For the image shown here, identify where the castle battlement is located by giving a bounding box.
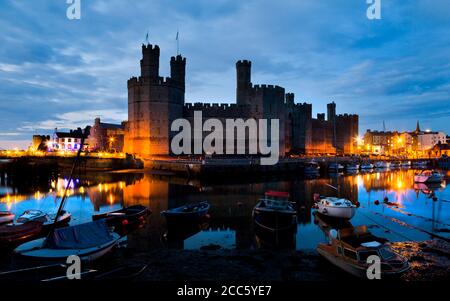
[171,55,186,63]
[236,60,251,66]
[142,44,160,52]
[252,84,284,92]
[127,75,183,89]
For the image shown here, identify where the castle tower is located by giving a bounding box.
[236,60,252,105]
[125,44,185,157]
[140,44,160,78]
[170,55,186,90]
[327,101,336,123]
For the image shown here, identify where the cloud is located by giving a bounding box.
[0,0,449,149]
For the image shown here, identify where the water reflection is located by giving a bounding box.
[0,169,448,253]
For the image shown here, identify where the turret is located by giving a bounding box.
[327,101,336,123]
[236,60,252,105]
[286,93,295,105]
[140,44,160,78]
[170,55,186,88]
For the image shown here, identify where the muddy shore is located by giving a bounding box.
[93,239,449,281]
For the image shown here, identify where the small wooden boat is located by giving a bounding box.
[161,202,210,222]
[252,191,296,232]
[0,221,43,245]
[414,170,444,183]
[317,225,410,278]
[14,219,120,262]
[92,205,150,229]
[16,210,71,232]
[314,196,356,219]
[0,211,15,225]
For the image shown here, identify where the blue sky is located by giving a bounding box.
[0,0,449,149]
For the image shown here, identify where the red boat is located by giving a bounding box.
[0,221,43,246]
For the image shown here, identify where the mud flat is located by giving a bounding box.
[99,239,449,281]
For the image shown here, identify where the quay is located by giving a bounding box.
[0,154,143,172]
[145,156,446,177]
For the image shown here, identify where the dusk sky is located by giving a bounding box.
[0,0,449,149]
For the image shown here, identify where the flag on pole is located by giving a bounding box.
[176,29,179,55]
[145,31,149,44]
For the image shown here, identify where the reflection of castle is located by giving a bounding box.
[124,44,358,157]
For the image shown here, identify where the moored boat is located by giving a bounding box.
[374,161,390,169]
[328,162,344,172]
[304,161,320,175]
[360,162,374,170]
[252,191,296,232]
[314,196,356,219]
[92,205,150,230]
[0,221,43,246]
[317,225,410,278]
[414,170,444,183]
[0,211,14,225]
[14,219,120,262]
[401,161,411,168]
[412,160,428,168]
[345,163,360,172]
[161,202,210,223]
[16,210,71,232]
[390,161,401,168]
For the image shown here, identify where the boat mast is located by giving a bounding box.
[47,129,86,234]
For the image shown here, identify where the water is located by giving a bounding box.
[0,168,449,254]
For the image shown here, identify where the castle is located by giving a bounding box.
[124,44,358,157]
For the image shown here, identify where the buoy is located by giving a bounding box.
[383,196,389,203]
[374,200,380,205]
[432,196,438,202]
[122,219,129,226]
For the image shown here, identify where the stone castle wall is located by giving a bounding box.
[124,44,358,157]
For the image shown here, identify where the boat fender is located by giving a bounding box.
[313,193,320,202]
[432,196,438,202]
[383,196,389,203]
[355,201,360,208]
[374,200,380,205]
[122,219,129,226]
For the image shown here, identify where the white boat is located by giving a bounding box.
[0,211,15,225]
[346,163,360,171]
[360,163,374,170]
[414,170,444,183]
[16,210,71,232]
[374,161,390,169]
[401,161,411,168]
[14,219,120,262]
[315,197,356,219]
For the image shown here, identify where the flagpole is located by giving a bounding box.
[176,29,179,55]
